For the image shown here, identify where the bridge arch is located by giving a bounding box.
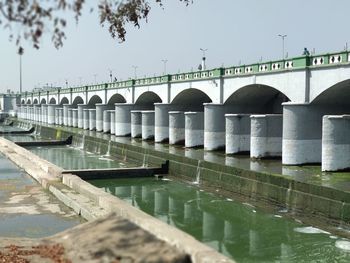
[21,99,25,104]
[40,98,47,104]
[311,79,350,106]
[107,93,126,105]
[135,91,162,106]
[88,95,102,106]
[72,96,84,105]
[60,97,69,105]
[33,98,38,104]
[224,84,289,113]
[26,99,32,104]
[171,88,212,109]
[49,98,57,104]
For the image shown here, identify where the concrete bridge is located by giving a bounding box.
[14,50,350,172]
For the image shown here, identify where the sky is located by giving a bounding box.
[0,0,350,93]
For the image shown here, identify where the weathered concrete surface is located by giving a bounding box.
[0,213,191,263]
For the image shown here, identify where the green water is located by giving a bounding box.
[90,177,350,262]
[28,145,139,170]
[0,153,82,238]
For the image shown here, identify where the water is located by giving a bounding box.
[28,145,139,170]
[89,177,350,262]
[0,152,82,238]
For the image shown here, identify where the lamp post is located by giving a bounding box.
[278,34,287,59]
[19,53,22,93]
[161,59,168,75]
[200,48,208,70]
[108,69,113,82]
[132,65,138,79]
[93,74,97,84]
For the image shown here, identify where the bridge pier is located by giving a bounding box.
[34,105,41,122]
[155,103,182,143]
[185,112,204,148]
[63,104,74,126]
[204,104,226,151]
[115,103,134,136]
[77,104,89,129]
[56,108,63,125]
[250,114,282,159]
[141,111,155,140]
[110,110,115,135]
[47,105,57,124]
[42,104,48,123]
[83,109,90,130]
[169,111,185,145]
[68,109,74,127]
[282,103,325,165]
[72,109,78,127]
[225,114,251,155]
[96,104,112,132]
[89,109,96,131]
[103,110,111,133]
[322,115,350,171]
[131,111,142,138]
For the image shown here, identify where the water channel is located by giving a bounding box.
[0,151,82,238]
[2,123,350,261]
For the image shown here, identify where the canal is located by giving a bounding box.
[2,122,350,261]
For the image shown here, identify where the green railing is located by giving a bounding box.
[22,50,350,98]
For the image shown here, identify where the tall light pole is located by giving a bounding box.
[93,74,97,84]
[200,48,208,70]
[19,53,23,93]
[278,34,287,59]
[132,65,138,79]
[161,59,168,75]
[108,69,113,82]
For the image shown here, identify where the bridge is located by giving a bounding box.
[13,50,350,172]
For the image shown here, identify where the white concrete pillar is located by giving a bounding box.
[96,103,111,132]
[77,104,89,129]
[83,109,90,130]
[34,105,41,122]
[131,111,142,138]
[169,111,185,145]
[141,110,155,140]
[250,114,282,159]
[103,110,111,133]
[29,107,34,121]
[55,108,60,125]
[89,109,96,131]
[204,103,225,151]
[47,105,57,125]
[154,103,182,143]
[225,114,251,154]
[185,112,204,148]
[67,109,73,127]
[57,108,63,125]
[63,104,74,126]
[115,103,134,136]
[72,109,78,128]
[282,103,327,165]
[41,104,48,123]
[110,110,115,135]
[322,115,350,171]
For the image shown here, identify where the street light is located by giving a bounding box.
[108,69,113,82]
[132,65,138,79]
[161,59,168,75]
[19,53,23,93]
[200,48,208,70]
[278,34,287,59]
[93,74,98,84]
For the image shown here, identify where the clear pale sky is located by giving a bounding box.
[0,0,349,93]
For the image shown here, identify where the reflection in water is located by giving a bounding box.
[90,178,350,262]
[28,145,138,170]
